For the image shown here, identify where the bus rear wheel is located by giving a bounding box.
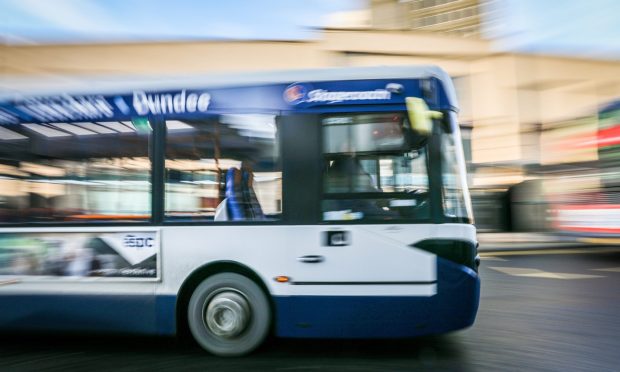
[187,272,270,356]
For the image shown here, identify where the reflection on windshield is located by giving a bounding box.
[441,112,473,222]
[321,113,430,222]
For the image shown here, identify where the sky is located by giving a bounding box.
[485,0,620,60]
[1,0,620,60]
[0,0,362,43]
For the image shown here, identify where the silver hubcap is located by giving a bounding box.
[205,291,250,338]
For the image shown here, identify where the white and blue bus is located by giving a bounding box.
[0,66,479,356]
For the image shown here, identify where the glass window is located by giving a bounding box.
[441,112,473,221]
[164,114,281,222]
[322,113,430,223]
[0,121,151,223]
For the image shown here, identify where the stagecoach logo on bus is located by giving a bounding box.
[283,83,392,105]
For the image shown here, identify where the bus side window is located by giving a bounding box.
[0,121,152,223]
[164,115,281,222]
[241,167,265,220]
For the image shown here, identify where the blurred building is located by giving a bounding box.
[371,0,485,37]
[2,0,620,232]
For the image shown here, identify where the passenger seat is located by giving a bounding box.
[214,168,244,221]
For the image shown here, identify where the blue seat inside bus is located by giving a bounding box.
[215,167,265,221]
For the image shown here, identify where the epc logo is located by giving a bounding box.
[123,235,154,249]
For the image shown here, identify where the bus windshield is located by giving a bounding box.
[321,111,473,223]
[441,111,473,223]
[322,113,431,222]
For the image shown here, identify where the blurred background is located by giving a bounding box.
[1,2,620,370]
[1,0,620,239]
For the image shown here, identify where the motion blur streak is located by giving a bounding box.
[1,0,620,369]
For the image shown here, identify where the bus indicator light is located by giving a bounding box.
[275,276,290,283]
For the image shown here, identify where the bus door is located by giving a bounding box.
[291,224,436,292]
[280,110,437,293]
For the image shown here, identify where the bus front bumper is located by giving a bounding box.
[273,258,480,338]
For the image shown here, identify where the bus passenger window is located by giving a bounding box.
[164,115,281,222]
[0,121,151,223]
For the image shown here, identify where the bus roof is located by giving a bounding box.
[0,65,458,109]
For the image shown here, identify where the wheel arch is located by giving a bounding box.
[175,260,274,338]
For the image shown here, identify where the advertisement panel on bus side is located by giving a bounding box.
[0,231,158,279]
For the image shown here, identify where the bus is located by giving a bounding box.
[0,66,479,356]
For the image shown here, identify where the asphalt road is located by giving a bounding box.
[1,247,619,371]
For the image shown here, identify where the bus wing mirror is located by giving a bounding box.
[406,97,443,138]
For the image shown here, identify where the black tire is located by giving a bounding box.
[187,272,270,356]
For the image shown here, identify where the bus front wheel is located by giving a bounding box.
[187,272,270,356]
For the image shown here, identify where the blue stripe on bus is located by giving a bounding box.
[156,295,177,335]
[0,77,455,124]
[0,293,177,336]
[273,257,480,338]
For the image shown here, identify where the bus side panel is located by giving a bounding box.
[157,226,290,299]
[159,224,479,339]
[0,228,165,335]
[273,257,479,338]
[0,294,161,335]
